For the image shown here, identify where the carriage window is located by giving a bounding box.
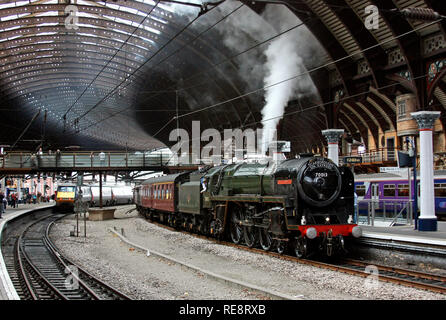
[398,184,409,197]
[383,184,395,197]
[355,185,366,197]
[435,183,446,197]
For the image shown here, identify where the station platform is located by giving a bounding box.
[360,221,446,248]
[0,202,55,300]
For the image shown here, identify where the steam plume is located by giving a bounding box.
[260,5,319,154]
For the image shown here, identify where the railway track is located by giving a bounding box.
[144,217,446,295]
[3,212,131,300]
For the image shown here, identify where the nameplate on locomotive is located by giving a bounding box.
[307,159,335,170]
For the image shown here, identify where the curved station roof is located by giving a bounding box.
[0,0,445,153]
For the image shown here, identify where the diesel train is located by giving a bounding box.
[134,154,362,258]
[55,183,133,211]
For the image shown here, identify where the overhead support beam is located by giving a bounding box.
[425,0,446,36]
[340,110,367,146]
[371,0,425,110]
[366,96,395,131]
[323,0,387,88]
[357,100,387,132]
[342,102,377,147]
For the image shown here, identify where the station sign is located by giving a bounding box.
[343,156,362,164]
[379,167,406,173]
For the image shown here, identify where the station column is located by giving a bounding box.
[322,129,344,165]
[411,111,441,231]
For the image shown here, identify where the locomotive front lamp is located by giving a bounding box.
[352,226,362,238]
[306,227,317,239]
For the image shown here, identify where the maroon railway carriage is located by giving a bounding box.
[135,173,189,220]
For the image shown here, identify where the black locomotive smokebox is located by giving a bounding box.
[297,157,342,207]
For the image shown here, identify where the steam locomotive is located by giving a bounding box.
[134,154,362,257]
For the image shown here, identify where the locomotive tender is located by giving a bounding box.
[134,154,362,257]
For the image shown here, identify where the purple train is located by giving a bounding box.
[354,170,446,220]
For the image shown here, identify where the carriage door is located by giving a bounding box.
[417,183,420,211]
[371,183,380,209]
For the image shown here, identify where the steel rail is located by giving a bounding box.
[143,216,446,295]
[44,218,132,300]
[10,213,131,300]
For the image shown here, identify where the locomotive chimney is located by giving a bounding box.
[268,141,290,163]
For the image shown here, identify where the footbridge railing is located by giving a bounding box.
[0,151,195,172]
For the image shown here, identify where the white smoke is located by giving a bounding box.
[166,1,322,155]
[213,2,276,92]
[168,0,201,17]
[260,4,319,154]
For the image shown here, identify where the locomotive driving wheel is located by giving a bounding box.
[294,237,307,258]
[244,225,258,248]
[258,228,273,251]
[229,207,243,244]
[276,240,286,254]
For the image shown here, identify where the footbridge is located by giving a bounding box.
[0,151,197,174]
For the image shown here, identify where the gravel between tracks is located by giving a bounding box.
[49,206,446,300]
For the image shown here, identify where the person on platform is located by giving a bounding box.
[11,193,16,208]
[55,149,61,166]
[0,192,4,218]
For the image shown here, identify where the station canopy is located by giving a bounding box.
[0,0,444,153]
